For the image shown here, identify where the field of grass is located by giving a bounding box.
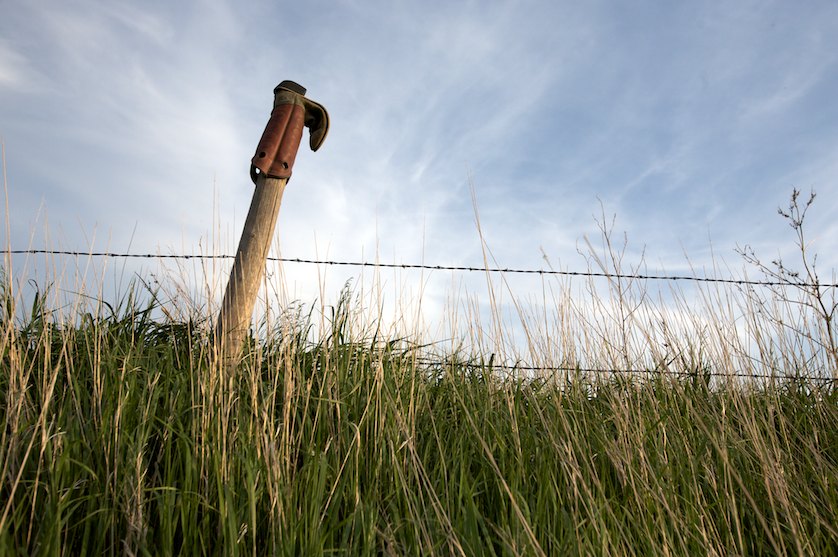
[2,192,838,555]
[1,263,837,556]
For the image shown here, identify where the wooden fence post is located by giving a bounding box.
[216,173,287,366]
[215,81,329,368]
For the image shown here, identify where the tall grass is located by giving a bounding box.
[1,258,837,556]
[2,190,838,555]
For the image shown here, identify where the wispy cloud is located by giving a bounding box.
[0,40,37,91]
[3,0,838,330]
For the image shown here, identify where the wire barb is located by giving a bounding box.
[5,248,837,382]
[5,248,838,288]
[413,357,836,383]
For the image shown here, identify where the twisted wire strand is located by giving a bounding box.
[6,249,836,288]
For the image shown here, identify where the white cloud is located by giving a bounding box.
[3,0,838,350]
[0,43,23,88]
[0,40,41,91]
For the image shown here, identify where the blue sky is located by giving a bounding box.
[3,0,838,333]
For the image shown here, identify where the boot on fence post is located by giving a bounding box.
[216,80,329,371]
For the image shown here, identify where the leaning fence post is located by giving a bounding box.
[216,80,329,369]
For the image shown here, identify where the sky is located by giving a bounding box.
[2,0,838,347]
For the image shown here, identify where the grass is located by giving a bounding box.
[2,183,837,555]
[1,264,837,556]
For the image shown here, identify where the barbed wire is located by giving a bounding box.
[410,356,835,383]
[4,248,836,383]
[5,249,838,288]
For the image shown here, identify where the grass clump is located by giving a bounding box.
[1,275,837,556]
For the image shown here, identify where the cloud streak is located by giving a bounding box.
[3,0,838,340]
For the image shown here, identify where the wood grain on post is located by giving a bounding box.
[216,173,287,367]
[215,80,328,371]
